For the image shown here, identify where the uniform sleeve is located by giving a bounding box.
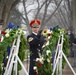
[27,35,40,46]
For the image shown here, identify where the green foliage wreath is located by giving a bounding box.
[0,28,28,74]
[33,26,69,75]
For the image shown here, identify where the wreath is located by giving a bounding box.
[0,25,28,74]
[33,26,69,75]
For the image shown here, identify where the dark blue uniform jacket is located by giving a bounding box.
[27,33,45,75]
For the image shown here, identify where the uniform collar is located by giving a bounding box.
[32,32,37,35]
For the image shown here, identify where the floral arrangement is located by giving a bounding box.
[0,23,28,74]
[33,26,69,75]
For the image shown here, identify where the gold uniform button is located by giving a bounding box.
[38,44,40,46]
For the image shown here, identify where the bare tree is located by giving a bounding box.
[73,0,76,36]
[0,0,21,27]
[0,0,73,33]
[53,0,69,29]
[18,0,63,33]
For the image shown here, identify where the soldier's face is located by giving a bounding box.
[31,27,39,34]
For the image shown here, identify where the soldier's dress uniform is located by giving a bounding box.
[27,20,45,75]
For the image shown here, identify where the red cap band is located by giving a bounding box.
[30,20,40,27]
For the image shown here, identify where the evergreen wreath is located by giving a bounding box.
[0,28,28,74]
[33,26,69,75]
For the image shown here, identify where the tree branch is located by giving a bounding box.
[44,0,63,24]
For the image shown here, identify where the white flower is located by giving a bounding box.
[48,36,51,39]
[39,57,44,64]
[18,28,23,34]
[6,56,8,59]
[36,57,44,64]
[47,58,50,62]
[5,29,11,33]
[5,33,10,37]
[23,31,26,35]
[60,31,62,34]
[36,58,40,62]
[33,66,37,70]
[21,25,26,29]
[46,50,51,56]
[47,29,52,33]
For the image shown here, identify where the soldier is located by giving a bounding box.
[27,20,45,75]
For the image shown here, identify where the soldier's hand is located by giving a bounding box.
[45,38,49,42]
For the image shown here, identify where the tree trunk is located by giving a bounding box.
[0,0,20,27]
[73,0,76,36]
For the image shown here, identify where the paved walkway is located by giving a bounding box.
[19,60,29,75]
[62,57,76,75]
[19,57,76,75]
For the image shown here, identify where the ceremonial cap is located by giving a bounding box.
[30,20,40,28]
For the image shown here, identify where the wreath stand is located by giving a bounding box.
[52,34,76,75]
[4,35,29,75]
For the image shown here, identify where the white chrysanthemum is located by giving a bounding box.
[5,33,10,37]
[23,31,26,35]
[21,25,26,30]
[60,31,62,34]
[58,29,60,31]
[36,58,40,62]
[46,50,51,56]
[18,29,23,34]
[47,29,52,34]
[47,58,50,62]
[5,29,11,33]
[33,66,37,70]
[46,29,50,33]
[6,56,8,59]
[48,36,51,39]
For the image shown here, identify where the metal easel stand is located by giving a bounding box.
[4,35,29,75]
[52,34,76,75]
